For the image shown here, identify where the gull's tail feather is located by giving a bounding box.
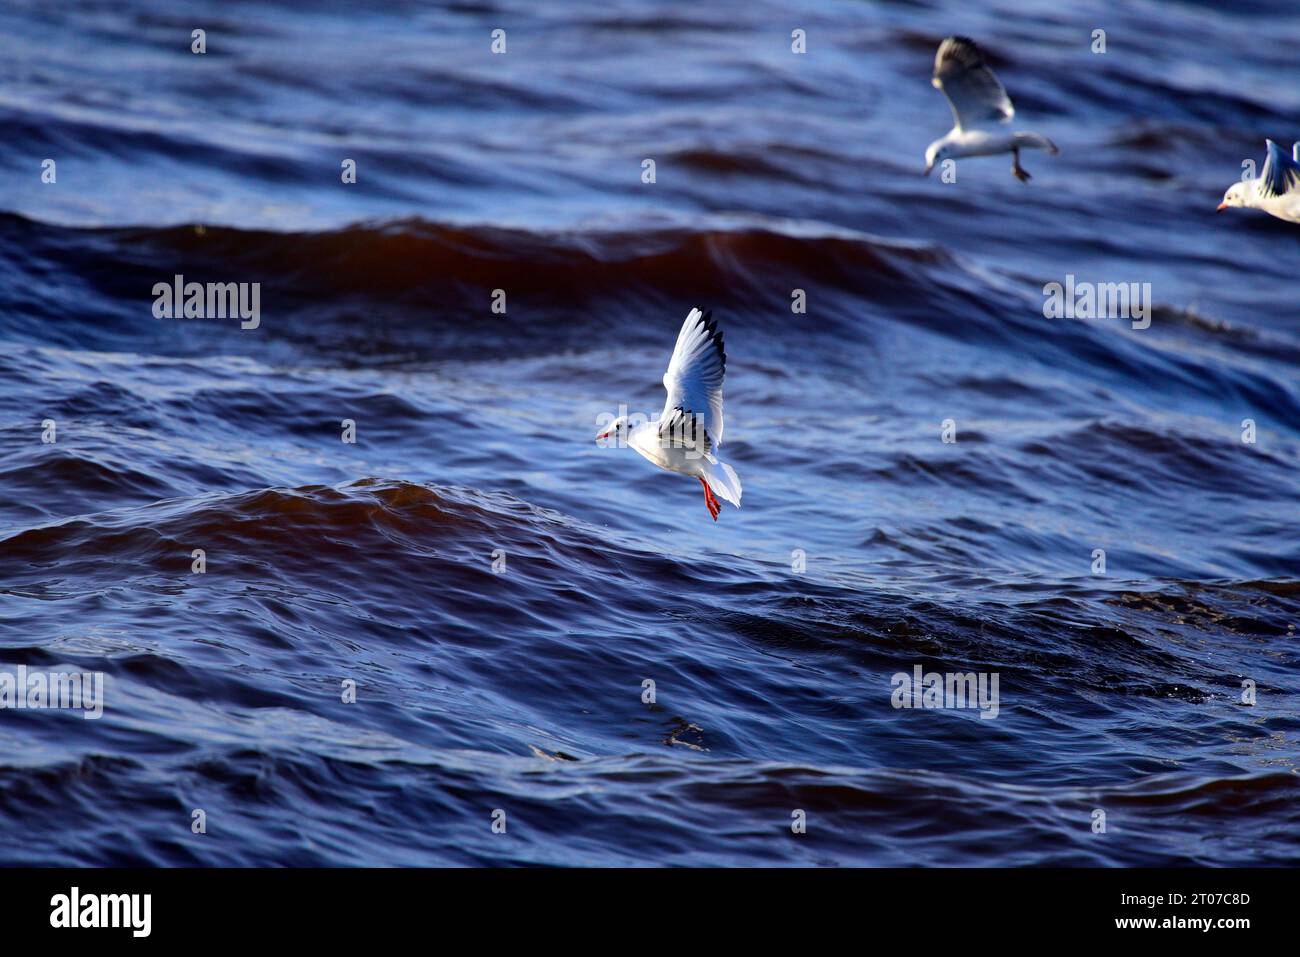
[705,459,742,508]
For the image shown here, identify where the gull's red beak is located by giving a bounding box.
[1216,202,1227,211]
[596,431,610,440]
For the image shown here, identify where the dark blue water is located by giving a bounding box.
[1,0,1298,866]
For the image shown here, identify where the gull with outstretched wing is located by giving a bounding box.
[924,36,1059,183]
[597,308,742,521]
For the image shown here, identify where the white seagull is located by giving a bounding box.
[924,36,1059,182]
[1218,139,1300,224]
[597,307,742,521]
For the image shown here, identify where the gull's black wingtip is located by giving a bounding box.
[938,35,988,67]
[693,307,725,372]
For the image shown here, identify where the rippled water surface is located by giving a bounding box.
[1,0,1298,866]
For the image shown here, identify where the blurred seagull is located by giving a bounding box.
[924,36,1059,182]
[1217,139,1300,224]
[596,308,742,521]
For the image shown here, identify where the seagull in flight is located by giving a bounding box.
[597,308,742,521]
[924,36,1059,182]
[1218,139,1300,224]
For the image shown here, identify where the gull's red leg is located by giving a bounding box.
[699,477,719,521]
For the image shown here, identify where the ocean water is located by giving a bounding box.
[0,0,1297,866]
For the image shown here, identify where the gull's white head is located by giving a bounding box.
[1217,181,1250,211]
[596,414,631,444]
[923,140,949,176]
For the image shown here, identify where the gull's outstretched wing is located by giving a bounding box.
[660,307,726,453]
[1259,139,1300,198]
[932,36,1014,130]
